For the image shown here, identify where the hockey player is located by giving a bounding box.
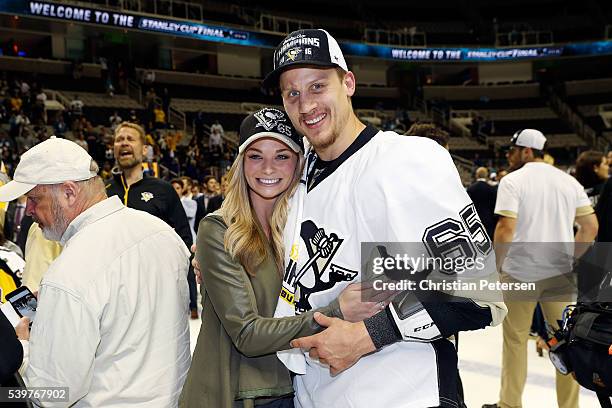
[264,29,508,408]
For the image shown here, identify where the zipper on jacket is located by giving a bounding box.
[120,174,130,206]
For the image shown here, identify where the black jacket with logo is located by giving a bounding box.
[106,173,193,248]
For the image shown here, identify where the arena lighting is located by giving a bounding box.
[1,0,612,62]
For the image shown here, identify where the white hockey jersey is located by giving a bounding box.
[275,126,505,408]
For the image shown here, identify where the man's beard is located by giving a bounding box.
[309,133,337,152]
[40,195,69,242]
[508,160,525,172]
[305,127,339,153]
[118,156,141,170]
[301,112,345,153]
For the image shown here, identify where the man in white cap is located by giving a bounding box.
[3,137,191,407]
[484,129,598,408]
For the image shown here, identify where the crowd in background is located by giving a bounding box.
[1,69,609,225]
[0,71,237,188]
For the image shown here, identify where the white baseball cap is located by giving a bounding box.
[0,136,96,202]
[510,129,547,150]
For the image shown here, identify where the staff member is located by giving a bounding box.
[106,122,196,316]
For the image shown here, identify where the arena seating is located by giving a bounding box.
[423,81,587,158]
[566,78,612,136]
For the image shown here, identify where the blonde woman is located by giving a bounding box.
[180,109,384,408]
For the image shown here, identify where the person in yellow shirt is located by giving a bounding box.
[22,223,62,292]
[153,105,166,129]
[145,133,156,147]
[10,96,22,113]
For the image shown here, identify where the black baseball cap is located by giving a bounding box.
[239,108,304,154]
[262,29,348,89]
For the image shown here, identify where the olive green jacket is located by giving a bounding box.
[179,214,342,408]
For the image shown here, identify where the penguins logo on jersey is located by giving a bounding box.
[141,192,154,202]
[281,220,357,313]
[254,108,287,132]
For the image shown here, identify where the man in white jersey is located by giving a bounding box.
[264,29,507,408]
[483,129,598,408]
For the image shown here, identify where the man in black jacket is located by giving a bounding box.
[106,122,197,318]
[194,176,223,233]
[466,167,498,240]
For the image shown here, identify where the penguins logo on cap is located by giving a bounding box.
[254,108,287,132]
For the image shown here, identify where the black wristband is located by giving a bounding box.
[363,308,401,350]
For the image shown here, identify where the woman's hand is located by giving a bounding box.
[338,283,398,322]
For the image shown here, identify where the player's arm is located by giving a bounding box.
[291,294,496,375]
[358,241,495,348]
[366,141,504,346]
[367,293,494,347]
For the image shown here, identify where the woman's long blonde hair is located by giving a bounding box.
[221,149,304,276]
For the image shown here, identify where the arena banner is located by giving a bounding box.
[342,42,565,61]
[0,0,279,46]
[1,0,612,62]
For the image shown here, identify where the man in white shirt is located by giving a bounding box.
[171,178,197,244]
[3,137,191,407]
[484,129,598,408]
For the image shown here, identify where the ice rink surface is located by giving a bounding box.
[189,302,602,407]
